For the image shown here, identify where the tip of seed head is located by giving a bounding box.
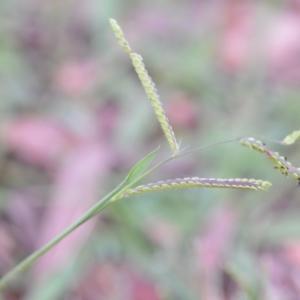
[261,181,272,189]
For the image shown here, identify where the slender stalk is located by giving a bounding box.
[91,156,174,214]
[0,183,125,290]
[178,137,241,157]
[0,155,173,290]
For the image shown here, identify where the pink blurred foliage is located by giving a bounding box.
[18,17,50,53]
[128,8,170,39]
[291,0,300,9]
[76,263,121,300]
[76,263,160,300]
[130,273,160,300]
[219,0,300,84]
[219,1,254,72]
[0,117,78,170]
[55,60,98,96]
[143,216,180,249]
[284,241,300,267]
[196,207,236,271]
[194,207,236,299]
[165,94,198,131]
[95,101,120,140]
[5,192,40,253]
[261,249,300,299]
[31,136,114,280]
[0,193,43,300]
[268,7,300,83]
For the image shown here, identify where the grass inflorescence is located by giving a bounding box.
[117,177,271,200]
[109,18,179,156]
[240,137,300,185]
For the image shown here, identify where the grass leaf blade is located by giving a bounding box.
[124,146,160,184]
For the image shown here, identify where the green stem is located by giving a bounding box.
[90,156,174,215]
[0,183,125,290]
[0,155,171,290]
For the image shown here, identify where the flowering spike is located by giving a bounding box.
[114,177,271,201]
[240,137,300,184]
[282,130,300,145]
[130,53,179,156]
[109,18,179,156]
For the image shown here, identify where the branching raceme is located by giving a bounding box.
[0,19,299,291]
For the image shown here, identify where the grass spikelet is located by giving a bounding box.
[281,130,300,145]
[116,177,271,200]
[109,19,131,53]
[109,18,179,156]
[240,137,300,184]
[239,137,265,153]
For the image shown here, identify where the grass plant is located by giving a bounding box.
[1,18,299,292]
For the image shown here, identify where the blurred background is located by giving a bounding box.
[1,0,300,299]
